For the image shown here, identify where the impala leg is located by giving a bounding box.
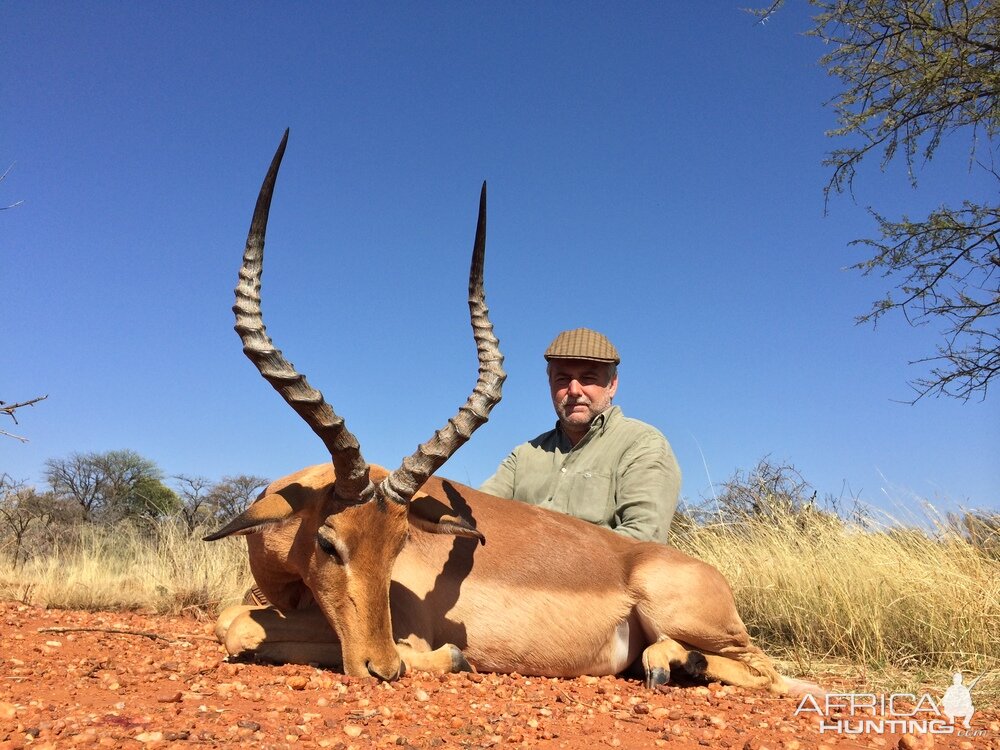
[640,636,782,692]
[395,638,471,676]
[632,551,789,693]
[224,606,343,668]
[694,645,779,691]
[641,636,705,689]
[215,603,266,644]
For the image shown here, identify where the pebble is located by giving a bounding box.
[343,725,363,738]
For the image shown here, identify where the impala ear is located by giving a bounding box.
[203,493,294,541]
[408,496,486,545]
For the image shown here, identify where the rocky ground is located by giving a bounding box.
[1,603,996,749]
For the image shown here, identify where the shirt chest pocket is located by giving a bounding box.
[566,470,613,525]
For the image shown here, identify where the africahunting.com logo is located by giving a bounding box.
[794,672,988,737]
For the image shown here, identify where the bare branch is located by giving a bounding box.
[1,395,47,441]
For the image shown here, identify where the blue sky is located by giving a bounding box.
[3,3,997,516]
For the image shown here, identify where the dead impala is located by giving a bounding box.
[208,132,814,695]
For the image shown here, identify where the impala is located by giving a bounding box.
[208,132,813,695]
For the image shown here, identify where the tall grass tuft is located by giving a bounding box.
[0,517,253,615]
[672,461,999,697]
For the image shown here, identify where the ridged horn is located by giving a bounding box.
[377,183,505,505]
[234,130,374,503]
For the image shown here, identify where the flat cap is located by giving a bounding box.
[544,328,620,364]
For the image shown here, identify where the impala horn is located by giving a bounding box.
[377,182,505,506]
[233,130,374,502]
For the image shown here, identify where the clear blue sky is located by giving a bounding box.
[4,3,997,517]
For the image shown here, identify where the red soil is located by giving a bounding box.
[1,603,996,750]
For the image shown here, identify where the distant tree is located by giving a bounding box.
[173,474,215,532]
[116,475,182,521]
[755,0,999,401]
[208,474,269,520]
[0,474,58,565]
[43,453,104,519]
[173,474,268,532]
[44,449,174,522]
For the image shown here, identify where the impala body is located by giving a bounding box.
[209,132,814,696]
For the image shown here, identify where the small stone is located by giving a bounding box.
[236,721,260,732]
[343,725,363,738]
[286,676,308,690]
[414,688,429,702]
[0,703,16,721]
[155,691,183,703]
[134,732,164,743]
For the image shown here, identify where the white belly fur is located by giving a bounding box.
[584,619,642,675]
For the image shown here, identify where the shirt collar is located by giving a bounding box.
[554,404,620,448]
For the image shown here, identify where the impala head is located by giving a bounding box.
[214,130,504,679]
[312,490,410,679]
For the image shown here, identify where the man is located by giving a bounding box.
[480,328,680,542]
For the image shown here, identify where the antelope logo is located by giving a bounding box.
[207,131,817,696]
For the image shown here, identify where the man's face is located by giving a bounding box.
[548,359,618,433]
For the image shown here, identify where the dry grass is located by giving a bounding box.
[673,504,1000,701]
[0,518,253,616]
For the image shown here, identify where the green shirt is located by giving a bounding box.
[480,406,680,542]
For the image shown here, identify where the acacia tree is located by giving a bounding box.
[173,474,268,532]
[44,449,178,522]
[0,474,61,565]
[173,474,215,532]
[208,475,269,520]
[758,0,999,400]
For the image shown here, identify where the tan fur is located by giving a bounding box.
[214,463,814,694]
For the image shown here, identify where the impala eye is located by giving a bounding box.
[316,533,342,561]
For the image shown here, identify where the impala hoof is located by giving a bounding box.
[449,645,472,673]
[645,667,670,690]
